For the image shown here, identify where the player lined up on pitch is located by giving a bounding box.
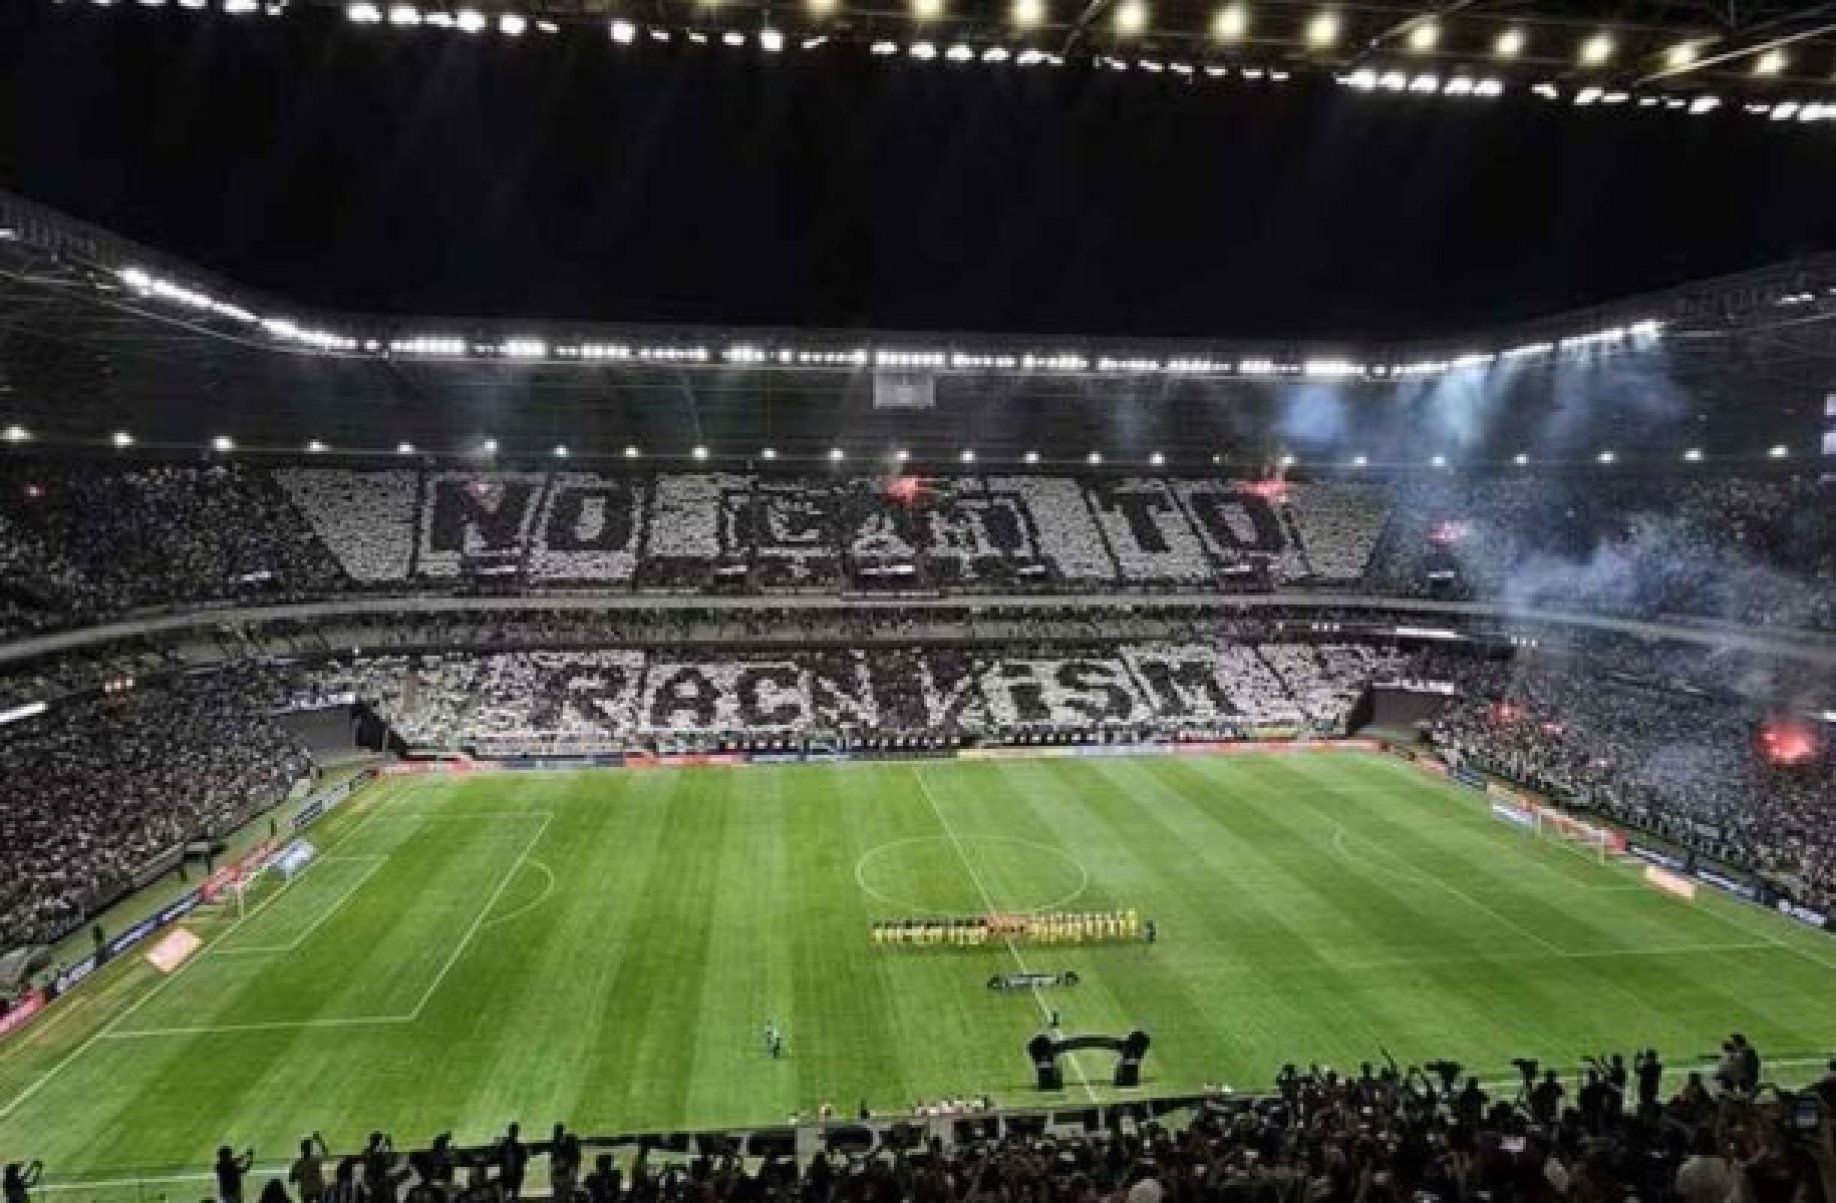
[872,910,1149,947]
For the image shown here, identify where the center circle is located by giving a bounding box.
[854,835,1090,916]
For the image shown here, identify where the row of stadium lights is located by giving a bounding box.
[110,267,1689,380]
[0,424,1798,466]
[67,0,1836,103]
[345,0,1833,86]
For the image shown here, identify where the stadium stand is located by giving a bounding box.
[76,1055,1836,1203]
[0,465,1831,630]
[0,669,309,948]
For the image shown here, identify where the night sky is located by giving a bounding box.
[4,4,1836,340]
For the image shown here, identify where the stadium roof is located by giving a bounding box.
[2,189,1834,465]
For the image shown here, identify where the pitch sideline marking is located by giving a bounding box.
[0,778,418,1117]
[912,770,1101,1104]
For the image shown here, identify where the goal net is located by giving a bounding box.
[1490,797,1622,863]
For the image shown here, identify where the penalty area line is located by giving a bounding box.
[0,780,410,1118]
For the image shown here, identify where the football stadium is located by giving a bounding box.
[2,2,1836,1201]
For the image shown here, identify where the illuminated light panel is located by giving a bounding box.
[1114,0,1146,34]
[1754,48,1787,75]
[1579,33,1614,66]
[912,0,943,19]
[1211,3,1245,40]
[1494,27,1524,58]
[1665,41,1698,70]
[1305,11,1338,48]
[1406,21,1437,52]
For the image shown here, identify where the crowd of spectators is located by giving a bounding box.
[0,669,310,949]
[72,1053,1836,1203]
[1431,657,1836,912]
[288,639,1398,754]
[5,464,1823,633]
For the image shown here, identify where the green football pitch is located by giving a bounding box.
[4,750,1834,1187]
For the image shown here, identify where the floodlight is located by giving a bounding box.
[1114,0,1146,35]
[1211,3,1245,40]
[895,448,911,462]
[1768,444,1789,458]
[1682,448,1703,462]
[759,27,784,50]
[1012,0,1044,27]
[624,445,640,459]
[482,438,499,453]
[498,13,526,35]
[761,447,778,460]
[1754,48,1786,75]
[553,445,570,459]
[1494,27,1524,57]
[1149,451,1165,466]
[1513,452,1529,465]
[723,30,746,46]
[1430,454,1447,467]
[912,0,942,19]
[306,440,328,454]
[1579,33,1613,66]
[946,43,974,60]
[829,447,846,461]
[609,18,636,41]
[1306,11,1338,48]
[1406,21,1437,52]
[386,3,419,24]
[1,425,29,444]
[1351,454,1368,467]
[1279,453,1296,467]
[909,40,937,57]
[346,1,381,20]
[807,0,836,14]
[112,432,134,449]
[693,445,710,460]
[961,449,976,463]
[1087,451,1103,465]
[455,8,486,32]
[1024,451,1040,464]
[1665,41,1698,70]
[1596,450,1615,464]
[397,441,416,455]
[212,435,235,453]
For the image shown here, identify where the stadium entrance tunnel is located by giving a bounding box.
[1029,1030,1152,1090]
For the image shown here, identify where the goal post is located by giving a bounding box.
[1489,795,1619,864]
